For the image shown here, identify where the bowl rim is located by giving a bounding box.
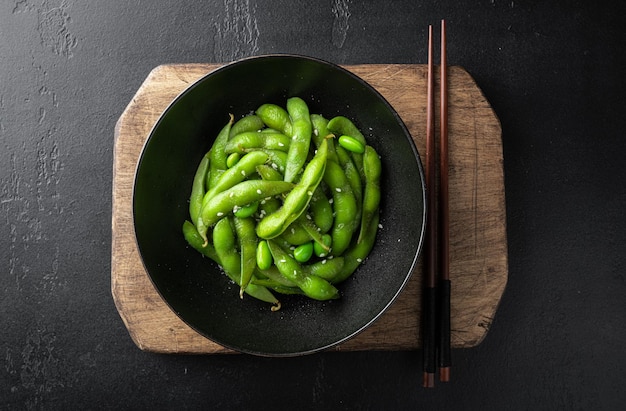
[131,53,427,356]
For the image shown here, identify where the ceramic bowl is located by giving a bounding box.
[133,54,425,356]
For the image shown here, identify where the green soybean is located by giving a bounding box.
[233,201,259,218]
[313,233,332,258]
[256,240,273,270]
[226,152,241,168]
[338,135,366,154]
[293,242,314,263]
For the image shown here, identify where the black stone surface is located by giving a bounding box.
[1,1,625,409]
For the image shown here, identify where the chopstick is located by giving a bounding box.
[438,19,451,383]
[422,19,451,388]
[422,23,437,389]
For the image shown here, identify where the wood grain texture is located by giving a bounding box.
[111,63,507,354]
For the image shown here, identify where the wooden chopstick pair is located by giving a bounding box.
[423,19,451,388]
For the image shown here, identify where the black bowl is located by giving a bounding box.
[133,55,425,356]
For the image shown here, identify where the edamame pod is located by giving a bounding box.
[189,152,210,224]
[323,159,357,256]
[358,145,382,243]
[207,115,234,189]
[213,217,281,310]
[224,132,291,154]
[284,97,313,183]
[267,240,339,301]
[230,114,265,138]
[256,103,293,135]
[256,139,327,239]
[332,211,379,284]
[233,216,258,297]
[198,180,293,243]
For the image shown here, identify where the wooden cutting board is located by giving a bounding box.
[112,63,507,354]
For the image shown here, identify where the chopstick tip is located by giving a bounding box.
[439,367,451,382]
[423,372,435,388]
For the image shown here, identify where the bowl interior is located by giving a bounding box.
[133,55,425,356]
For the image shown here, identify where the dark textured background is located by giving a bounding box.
[1,1,625,409]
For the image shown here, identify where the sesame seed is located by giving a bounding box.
[241,170,246,176]
[314,129,319,136]
[335,187,342,192]
[278,142,284,147]
[321,259,327,264]
[378,223,383,229]
[307,190,313,196]
[229,192,235,198]
[217,212,224,217]
[280,259,286,263]
[328,198,334,204]
[356,258,363,263]
[257,189,262,194]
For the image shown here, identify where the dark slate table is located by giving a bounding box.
[1,1,624,409]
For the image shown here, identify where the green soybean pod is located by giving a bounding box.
[233,216,257,297]
[266,240,339,301]
[310,114,338,163]
[358,145,382,243]
[335,145,363,224]
[229,114,265,138]
[256,139,327,239]
[331,211,379,284]
[251,279,305,296]
[182,220,219,262]
[224,132,291,154]
[297,216,331,253]
[327,116,366,181]
[323,159,358,256]
[280,223,312,246]
[256,103,293,135]
[213,217,281,310]
[207,114,234,189]
[189,152,210,224]
[309,186,333,233]
[203,150,269,202]
[256,164,284,182]
[198,180,293,243]
[284,97,313,183]
[255,265,296,287]
[305,256,345,281]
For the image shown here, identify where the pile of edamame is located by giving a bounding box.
[182,97,382,311]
